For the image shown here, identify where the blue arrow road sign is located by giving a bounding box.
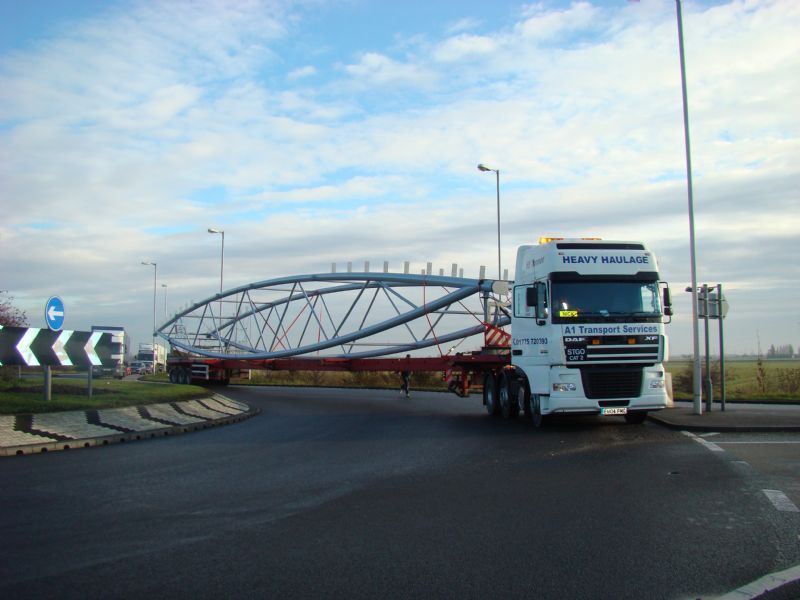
[45,296,65,331]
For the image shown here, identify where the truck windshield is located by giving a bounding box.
[551,280,661,323]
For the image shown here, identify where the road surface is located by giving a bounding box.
[1,385,798,599]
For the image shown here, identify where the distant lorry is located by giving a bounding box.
[90,326,127,378]
[135,342,167,373]
[165,237,672,426]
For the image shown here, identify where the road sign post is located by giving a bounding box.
[44,365,52,402]
[702,285,712,411]
[696,284,729,413]
[44,296,65,401]
[717,284,726,411]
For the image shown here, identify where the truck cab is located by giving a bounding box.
[503,237,672,425]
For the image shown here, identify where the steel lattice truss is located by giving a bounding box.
[157,273,510,359]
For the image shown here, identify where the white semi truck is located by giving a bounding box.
[484,237,672,425]
[135,342,167,373]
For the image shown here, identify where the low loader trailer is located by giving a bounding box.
[166,237,673,426]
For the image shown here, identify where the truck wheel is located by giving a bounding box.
[531,394,547,428]
[483,373,500,416]
[624,411,647,424]
[499,371,518,420]
[177,368,187,385]
[518,379,532,421]
[169,369,178,384]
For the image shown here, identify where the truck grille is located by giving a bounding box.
[564,334,661,365]
[580,367,643,399]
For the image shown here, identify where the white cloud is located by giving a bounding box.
[1,0,798,355]
[287,65,317,79]
[516,1,599,41]
[343,52,436,87]
[432,34,498,63]
[445,17,482,35]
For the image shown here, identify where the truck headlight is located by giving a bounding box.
[553,383,577,393]
[649,380,665,389]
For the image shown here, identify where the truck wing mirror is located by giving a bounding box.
[526,287,537,307]
[536,282,549,322]
[661,284,673,319]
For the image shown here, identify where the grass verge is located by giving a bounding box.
[0,377,209,415]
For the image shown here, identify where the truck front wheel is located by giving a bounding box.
[517,379,532,421]
[499,371,519,420]
[483,373,500,416]
[531,394,547,428]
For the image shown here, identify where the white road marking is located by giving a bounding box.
[714,562,800,599]
[682,430,724,452]
[762,489,800,513]
[699,432,720,437]
[715,440,800,445]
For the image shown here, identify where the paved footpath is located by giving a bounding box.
[649,400,800,432]
[0,395,257,457]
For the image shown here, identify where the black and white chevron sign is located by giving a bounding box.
[0,326,118,367]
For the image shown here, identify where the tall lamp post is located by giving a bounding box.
[477,164,502,280]
[208,228,225,292]
[161,283,168,320]
[675,0,702,415]
[208,228,225,332]
[141,261,157,355]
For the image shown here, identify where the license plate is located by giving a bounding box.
[601,407,627,415]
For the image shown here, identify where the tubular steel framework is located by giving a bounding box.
[157,273,511,360]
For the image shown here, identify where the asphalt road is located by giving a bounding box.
[1,386,798,599]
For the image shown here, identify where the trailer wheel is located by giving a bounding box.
[177,368,187,385]
[483,373,500,416]
[499,371,518,420]
[169,369,178,384]
[531,394,547,428]
[624,411,647,424]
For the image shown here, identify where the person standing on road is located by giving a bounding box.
[400,354,411,398]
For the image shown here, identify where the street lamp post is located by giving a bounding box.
[208,228,225,293]
[161,283,168,320]
[477,164,502,280]
[141,261,157,356]
[208,228,225,334]
[675,0,703,415]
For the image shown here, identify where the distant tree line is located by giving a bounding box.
[766,344,795,358]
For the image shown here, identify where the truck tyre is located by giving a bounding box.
[169,369,178,384]
[499,371,519,420]
[518,379,532,421]
[531,394,547,428]
[624,411,647,424]
[483,373,500,416]
[177,368,187,385]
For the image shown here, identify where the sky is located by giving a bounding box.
[1,0,798,358]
